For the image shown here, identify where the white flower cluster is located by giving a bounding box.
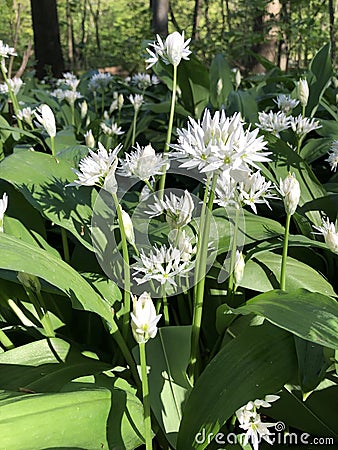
[129,94,144,112]
[273,94,299,113]
[326,140,338,171]
[313,217,338,254]
[146,31,191,68]
[100,121,124,136]
[130,292,161,344]
[0,40,16,59]
[88,72,113,92]
[147,190,194,229]
[119,143,165,181]
[52,72,82,105]
[236,395,280,450]
[127,72,160,90]
[16,106,35,127]
[0,77,23,95]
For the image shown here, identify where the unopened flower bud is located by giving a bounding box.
[235,69,241,89]
[118,94,124,111]
[297,79,309,108]
[234,250,245,286]
[130,292,161,344]
[84,129,95,148]
[80,100,88,119]
[279,173,301,215]
[119,208,135,246]
[34,104,56,138]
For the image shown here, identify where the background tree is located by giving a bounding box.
[30,0,64,78]
[151,0,169,35]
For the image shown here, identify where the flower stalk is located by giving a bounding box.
[139,341,153,450]
[280,213,291,290]
[158,64,177,198]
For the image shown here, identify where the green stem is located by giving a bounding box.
[93,92,98,113]
[131,109,138,147]
[139,342,153,450]
[189,173,218,384]
[0,328,14,350]
[296,135,304,155]
[280,213,291,291]
[144,179,155,193]
[227,207,240,300]
[50,135,55,157]
[0,63,22,128]
[71,103,75,127]
[61,228,70,263]
[112,193,131,340]
[158,64,178,199]
[162,290,169,326]
[101,91,105,113]
[36,290,55,337]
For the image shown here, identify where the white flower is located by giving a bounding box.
[234,250,245,286]
[134,244,192,290]
[238,171,276,214]
[297,78,309,107]
[100,121,124,136]
[52,88,82,105]
[84,129,95,148]
[313,217,338,254]
[0,40,16,58]
[147,190,194,229]
[120,208,135,247]
[58,72,80,91]
[34,104,56,138]
[68,142,121,187]
[256,111,291,136]
[119,143,165,180]
[129,94,144,112]
[146,31,191,68]
[279,172,301,215]
[273,94,299,113]
[130,292,161,344]
[88,72,113,91]
[130,72,160,90]
[326,140,338,171]
[0,77,23,95]
[17,106,35,127]
[215,171,239,208]
[169,229,195,262]
[236,395,280,450]
[0,192,8,232]
[172,109,269,175]
[290,115,321,138]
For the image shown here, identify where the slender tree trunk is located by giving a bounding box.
[88,0,101,51]
[79,0,88,68]
[66,0,75,68]
[192,0,203,41]
[225,0,232,32]
[249,0,282,73]
[277,0,290,71]
[151,0,169,36]
[329,0,336,64]
[30,0,65,79]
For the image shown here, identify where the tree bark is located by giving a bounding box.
[192,0,203,41]
[249,0,282,73]
[329,0,336,64]
[151,0,169,36]
[30,0,64,79]
[66,0,75,68]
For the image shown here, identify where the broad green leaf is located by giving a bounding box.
[0,234,113,324]
[300,137,332,163]
[177,323,297,450]
[267,383,338,439]
[294,337,331,394]
[0,338,111,392]
[231,288,338,349]
[0,150,95,250]
[133,326,192,449]
[209,54,233,109]
[306,43,332,117]
[240,252,336,296]
[226,90,259,123]
[0,387,144,450]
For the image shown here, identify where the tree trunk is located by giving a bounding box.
[66,0,75,69]
[88,0,101,51]
[250,0,282,74]
[329,0,336,64]
[151,0,168,36]
[192,0,203,41]
[30,0,64,79]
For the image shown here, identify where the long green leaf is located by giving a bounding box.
[177,323,297,450]
[231,288,338,349]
